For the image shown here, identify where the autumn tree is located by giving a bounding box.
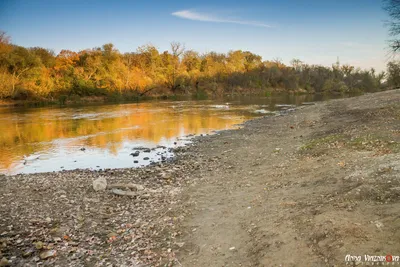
[0,30,390,100]
[30,47,56,68]
[0,31,13,98]
[0,31,11,56]
[243,51,262,72]
[3,46,41,97]
[163,42,185,92]
[53,50,79,92]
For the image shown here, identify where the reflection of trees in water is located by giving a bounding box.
[0,104,249,171]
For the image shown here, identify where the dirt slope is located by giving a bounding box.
[176,90,400,266]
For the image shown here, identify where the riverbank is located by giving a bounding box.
[0,90,399,266]
[0,90,364,108]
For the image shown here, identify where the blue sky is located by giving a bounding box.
[0,0,389,71]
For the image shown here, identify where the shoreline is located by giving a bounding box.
[0,90,365,109]
[1,89,399,266]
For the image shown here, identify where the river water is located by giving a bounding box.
[0,94,345,175]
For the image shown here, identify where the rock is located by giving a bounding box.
[93,177,107,191]
[130,151,140,157]
[134,160,139,163]
[160,172,171,180]
[0,258,9,267]
[135,184,145,191]
[39,250,56,260]
[375,221,384,230]
[175,242,185,248]
[111,189,137,197]
[34,241,44,250]
[22,249,34,258]
[108,183,144,191]
[229,247,236,251]
[143,157,150,160]
[143,149,151,153]
[80,147,86,151]
[107,232,117,238]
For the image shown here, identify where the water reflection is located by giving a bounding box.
[0,101,256,174]
[0,94,348,174]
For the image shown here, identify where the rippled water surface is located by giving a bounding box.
[0,94,345,174]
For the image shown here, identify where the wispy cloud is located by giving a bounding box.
[171,9,272,28]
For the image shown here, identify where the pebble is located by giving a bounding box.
[40,250,56,260]
[34,241,44,250]
[92,177,107,191]
[0,258,9,267]
[22,249,34,258]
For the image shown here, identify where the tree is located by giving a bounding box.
[243,51,261,72]
[163,42,185,92]
[387,61,400,87]
[290,59,303,71]
[384,0,400,52]
[182,50,201,72]
[5,46,41,96]
[30,47,56,68]
[0,31,11,56]
[0,30,391,100]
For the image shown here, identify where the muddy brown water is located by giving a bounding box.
[0,94,349,175]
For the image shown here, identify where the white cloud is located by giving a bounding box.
[171,9,272,28]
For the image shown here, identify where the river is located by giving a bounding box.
[0,94,346,175]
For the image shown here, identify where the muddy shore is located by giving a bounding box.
[1,90,399,266]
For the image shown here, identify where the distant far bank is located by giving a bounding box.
[1,31,399,106]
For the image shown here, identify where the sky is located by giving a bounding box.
[0,0,391,72]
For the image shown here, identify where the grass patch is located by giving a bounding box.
[348,135,400,153]
[301,133,400,155]
[300,134,345,151]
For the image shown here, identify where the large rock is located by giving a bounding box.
[93,177,107,191]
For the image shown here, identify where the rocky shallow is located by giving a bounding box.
[0,144,203,266]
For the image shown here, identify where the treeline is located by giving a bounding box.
[0,31,398,102]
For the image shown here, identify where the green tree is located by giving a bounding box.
[387,61,400,88]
